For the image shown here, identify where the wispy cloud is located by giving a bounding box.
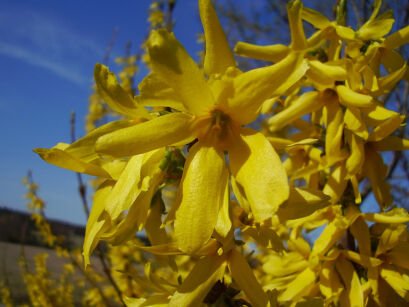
[0,6,104,87]
[0,42,87,85]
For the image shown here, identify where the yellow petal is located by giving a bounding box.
[229,128,289,222]
[234,42,290,63]
[341,250,382,267]
[319,261,344,301]
[301,7,330,29]
[336,85,374,108]
[33,147,110,178]
[380,265,409,301]
[350,216,371,256]
[268,91,321,132]
[311,215,349,258]
[287,0,308,50]
[336,256,364,307]
[136,73,187,112]
[263,251,308,277]
[125,295,169,307]
[214,181,231,238]
[147,29,214,115]
[199,0,235,76]
[276,187,330,222]
[324,96,344,166]
[345,131,365,177]
[344,106,368,140]
[169,254,226,307]
[278,267,316,302]
[67,119,135,162]
[226,52,308,125]
[307,60,347,85]
[83,180,114,268]
[357,18,394,41]
[389,241,409,270]
[363,208,409,224]
[376,62,407,95]
[363,149,393,209]
[228,249,268,307]
[372,136,409,151]
[108,149,164,220]
[95,113,193,157]
[368,114,404,142]
[175,143,227,253]
[384,25,409,49]
[94,63,149,118]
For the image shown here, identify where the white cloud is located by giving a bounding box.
[0,6,104,86]
[0,42,86,85]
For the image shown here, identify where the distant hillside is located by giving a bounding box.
[0,207,85,249]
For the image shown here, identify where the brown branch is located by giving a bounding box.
[350,0,363,27]
[166,0,176,32]
[70,111,126,307]
[103,27,119,65]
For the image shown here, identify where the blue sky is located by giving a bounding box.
[0,0,204,226]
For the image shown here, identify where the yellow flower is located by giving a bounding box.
[94,0,307,253]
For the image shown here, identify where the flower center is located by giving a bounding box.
[191,108,239,150]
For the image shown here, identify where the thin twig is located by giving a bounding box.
[350,0,363,27]
[103,27,119,65]
[70,111,126,307]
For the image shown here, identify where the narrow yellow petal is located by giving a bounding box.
[384,25,409,49]
[363,208,409,224]
[169,254,226,307]
[307,60,347,85]
[33,147,110,178]
[94,63,149,118]
[228,249,268,307]
[276,187,330,222]
[287,0,308,50]
[278,267,316,302]
[105,149,164,220]
[380,265,409,301]
[83,180,114,268]
[311,215,349,257]
[229,128,289,222]
[95,113,193,157]
[363,149,393,209]
[372,136,409,152]
[234,42,290,63]
[136,73,187,112]
[67,119,135,162]
[214,181,231,238]
[301,7,330,29]
[227,52,308,125]
[336,257,364,307]
[376,63,407,95]
[345,131,365,177]
[147,29,214,115]
[350,216,371,256]
[368,114,404,142]
[341,250,382,267]
[389,241,409,270]
[125,295,169,307]
[344,106,368,140]
[268,91,321,132]
[319,261,343,301]
[199,0,236,76]
[263,252,308,277]
[175,143,227,253]
[357,18,394,41]
[336,85,374,108]
[325,97,344,166]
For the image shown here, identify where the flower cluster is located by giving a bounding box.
[33,0,409,306]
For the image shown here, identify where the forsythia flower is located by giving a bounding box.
[93,0,307,253]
